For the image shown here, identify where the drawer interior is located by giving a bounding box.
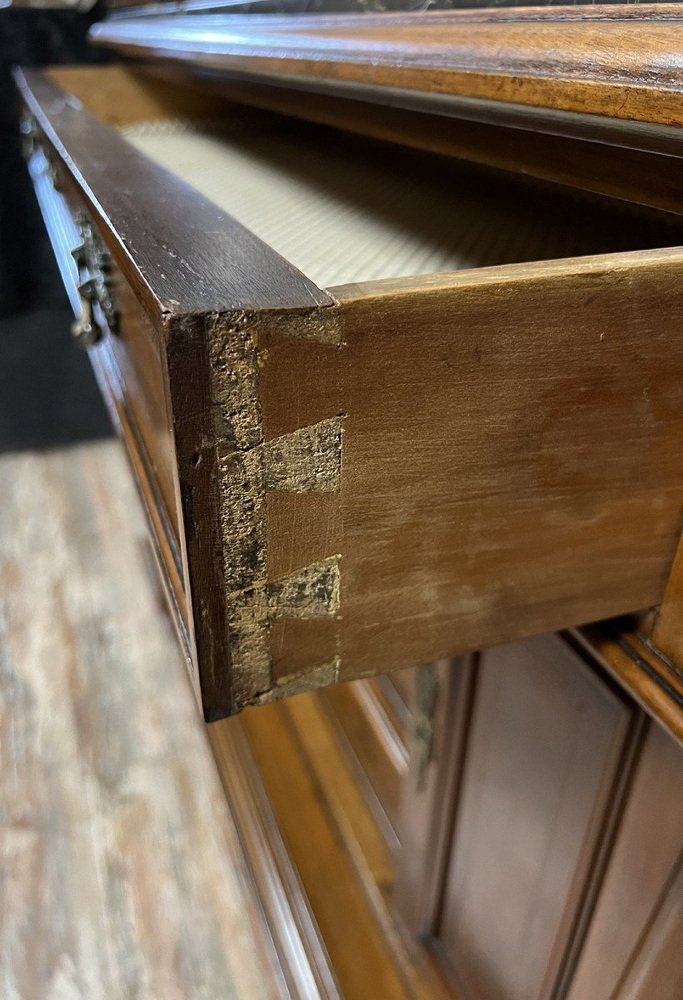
[43,67,682,291]
[122,116,683,290]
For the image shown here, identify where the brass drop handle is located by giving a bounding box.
[414,664,438,792]
[71,277,102,349]
[70,242,87,271]
[70,242,102,348]
[69,228,117,348]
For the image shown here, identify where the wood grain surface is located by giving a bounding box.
[232,690,453,1000]
[0,440,287,999]
[435,637,635,1000]
[327,252,683,681]
[45,63,254,129]
[394,643,682,999]
[89,7,683,154]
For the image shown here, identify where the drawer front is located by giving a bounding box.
[18,66,683,720]
[105,273,181,546]
[25,123,191,676]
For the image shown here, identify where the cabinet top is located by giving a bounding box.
[90,5,683,156]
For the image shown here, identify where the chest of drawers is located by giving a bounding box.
[16,9,683,720]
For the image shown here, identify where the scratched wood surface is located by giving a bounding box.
[0,439,284,999]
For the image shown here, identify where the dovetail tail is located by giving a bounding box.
[262,416,342,493]
[267,555,341,619]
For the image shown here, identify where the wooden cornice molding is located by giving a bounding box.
[90,7,683,155]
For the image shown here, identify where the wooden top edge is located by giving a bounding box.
[105,4,683,26]
[88,14,683,134]
[14,66,334,325]
[328,245,683,304]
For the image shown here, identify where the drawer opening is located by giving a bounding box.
[120,113,683,291]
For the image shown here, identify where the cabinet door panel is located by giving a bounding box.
[321,675,410,845]
[438,634,632,1000]
[618,856,683,1000]
[567,723,683,1000]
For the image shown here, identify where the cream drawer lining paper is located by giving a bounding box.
[122,119,678,289]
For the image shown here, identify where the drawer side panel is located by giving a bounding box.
[329,253,683,681]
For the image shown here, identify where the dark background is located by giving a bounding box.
[0,5,111,451]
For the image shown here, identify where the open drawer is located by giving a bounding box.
[16,64,683,720]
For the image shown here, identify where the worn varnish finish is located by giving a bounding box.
[0,441,288,999]
[17,64,683,718]
[15,66,342,718]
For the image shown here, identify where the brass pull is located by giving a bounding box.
[70,242,87,270]
[69,220,117,348]
[414,664,438,791]
[71,279,101,349]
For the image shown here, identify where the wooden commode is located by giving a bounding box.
[16,6,683,998]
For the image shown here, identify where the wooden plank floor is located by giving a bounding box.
[0,440,284,999]
[1,437,454,998]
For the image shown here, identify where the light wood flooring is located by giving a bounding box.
[1,438,452,999]
[0,441,282,999]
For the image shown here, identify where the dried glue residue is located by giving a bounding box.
[267,555,341,619]
[262,418,342,493]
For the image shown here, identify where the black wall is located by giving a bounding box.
[0,7,112,449]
